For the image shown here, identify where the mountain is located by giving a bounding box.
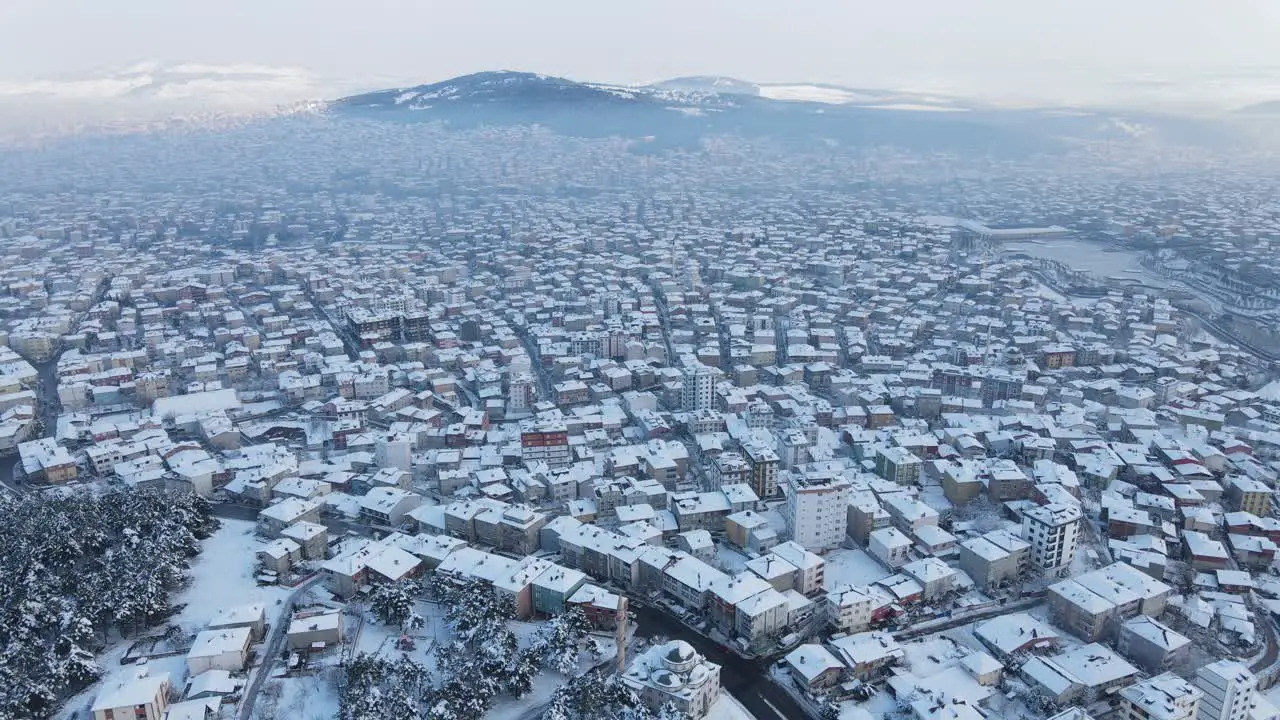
[336,71,649,111]
[651,76,760,96]
[1236,100,1280,115]
[333,71,1249,155]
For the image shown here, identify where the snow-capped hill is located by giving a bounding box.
[331,71,1245,157]
[337,71,655,112]
[651,76,761,96]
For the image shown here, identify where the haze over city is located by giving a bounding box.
[3,0,1280,116]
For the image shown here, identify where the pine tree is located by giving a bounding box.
[339,653,433,720]
[368,579,423,631]
[543,670,656,720]
[0,487,217,719]
[534,605,598,676]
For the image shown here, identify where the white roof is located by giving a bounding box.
[187,627,251,659]
[902,557,955,583]
[208,603,265,628]
[744,554,798,581]
[288,610,342,635]
[736,587,789,616]
[1121,615,1189,651]
[92,671,171,711]
[962,651,1003,677]
[184,669,240,697]
[785,644,843,682]
[870,526,913,548]
[829,631,904,666]
[1054,643,1137,688]
[152,388,241,419]
[974,612,1059,655]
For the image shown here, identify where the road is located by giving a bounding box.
[630,603,807,720]
[237,575,323,720]
[1251,615,1280,676]
[891,596,1045,641]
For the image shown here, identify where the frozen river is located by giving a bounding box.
[1001,239,1165,286]
[1002,239,1143,275]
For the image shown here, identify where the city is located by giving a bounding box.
[3,41,1280,720]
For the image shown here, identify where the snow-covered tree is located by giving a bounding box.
[0,487,217,718]
[368,579,424,631]
[542,670,656,720]
[428,577,531,717]
[339,653,432,720]
[655,702,692,720]
[534,605,599,676]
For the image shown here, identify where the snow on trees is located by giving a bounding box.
[533,604,600,676]
[339,653,433,720]
[0,487,217,719]
[368,579,425,631]
[542,669,676,720]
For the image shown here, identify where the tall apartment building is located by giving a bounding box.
[874,446,922,486]
[1021,503,1081,573]
[520,418,570,467]
[507,372,536,415]
[743,441,779,499]
[1226,477,1271,518]
[680,356,721,411]
[1195,660,1258,720]
[785,472,853,552]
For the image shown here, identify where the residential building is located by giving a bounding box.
[784,472,852,551]
[1022,503,1081,573]
[1195,660,1258,720]
[1118,673,1202,720]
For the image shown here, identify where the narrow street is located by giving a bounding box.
[237,575,324,720]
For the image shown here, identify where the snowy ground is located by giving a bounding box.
[823,547,892,589]
[763,504,789,538]
[256,669,341,720]
[173,519,293,633]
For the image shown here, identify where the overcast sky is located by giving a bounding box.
[2,0,1279,109]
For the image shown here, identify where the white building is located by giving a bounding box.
[785,473,852,551]
[869,527,913,569]
[508,372,536,414]
[621,639,721,718]
[186,627,252,675]
[680,356,721,411]
[91,670,172,720]
[1118,673,1202,720]
[734,588,791,646]
[769,541,826,595]
[827,584,882,634]
[1195,660,1257,720]
[374,434,412,472]
[1022,503,1082,573]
